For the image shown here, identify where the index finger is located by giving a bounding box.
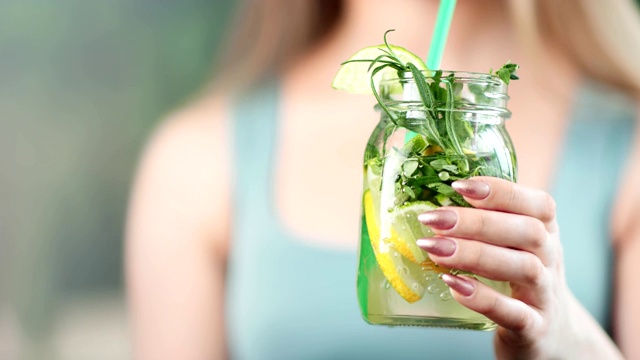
[452,177,557,227]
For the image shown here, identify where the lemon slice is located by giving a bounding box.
[364,191,426,303]
[385,228,425,265]
[332,45,428,94]
[392,201,451,273]
[370,140,428,265]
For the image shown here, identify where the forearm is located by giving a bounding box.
[494,291,623,360]
[561,293,623,360]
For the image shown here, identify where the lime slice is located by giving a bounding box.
[391,201,451,273]
[332,45,428,94]
[391,201,436,264]
[364,191,426,303]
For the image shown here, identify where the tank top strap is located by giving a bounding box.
[551,80,637,209]
[551,80,636,328]
[230,80,280,224]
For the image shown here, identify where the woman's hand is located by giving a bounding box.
[416,177,621,359]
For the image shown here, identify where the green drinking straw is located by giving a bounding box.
[426,0,457,69]
[406,0,457,142]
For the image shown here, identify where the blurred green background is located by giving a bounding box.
[0,0,236,358]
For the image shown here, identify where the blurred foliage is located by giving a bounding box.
[0,0,236,337]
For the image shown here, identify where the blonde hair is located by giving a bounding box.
[212,0,640,96]
[511,0,640,95]
[210,0,342,91]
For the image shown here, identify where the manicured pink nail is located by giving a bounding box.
[418,210,457,229]
[452,179,490,199]
[416,237,456,257]
[442,274,475,297]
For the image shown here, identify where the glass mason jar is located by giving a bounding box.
[357,71,517,330]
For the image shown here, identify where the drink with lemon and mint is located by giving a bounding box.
[334,32,518,329]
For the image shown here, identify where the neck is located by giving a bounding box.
[296,0,578,104]
[333,0,518,73]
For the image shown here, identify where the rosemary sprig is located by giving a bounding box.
[343,31,519,208]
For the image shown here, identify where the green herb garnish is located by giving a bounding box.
[346,30,519,209]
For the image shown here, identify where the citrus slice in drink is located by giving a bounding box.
[392,201,451,274]
[365,161,382,212]
[332,45,428,94]
[384,229,425,265]
[363,191,426,303]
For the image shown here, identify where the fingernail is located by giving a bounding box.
[452,179,490,199]
[441,274,475,297]
[418,210,457,229]
[416,237,456,257]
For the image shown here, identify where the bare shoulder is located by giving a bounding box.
[127,92,232,258]
[612,102,640,245]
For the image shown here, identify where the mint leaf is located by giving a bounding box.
[429,159,449,171]
[404,186,416,199]
[495,62,519,84]
[442,164,459,174]
[427,183,456,196]
[403,159,419,177]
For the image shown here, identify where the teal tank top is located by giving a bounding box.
[226,80,636,359]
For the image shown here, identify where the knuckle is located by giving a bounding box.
[523,256,547,287]
[482,294,501,318]
[466,242,484,270]
[505,184,519,209]
[467,210,486,235]
[511,309,533,333]
[451,241,483,272]
[526,218,548,250]
[539,192,557,222]
[483,296,534,335]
